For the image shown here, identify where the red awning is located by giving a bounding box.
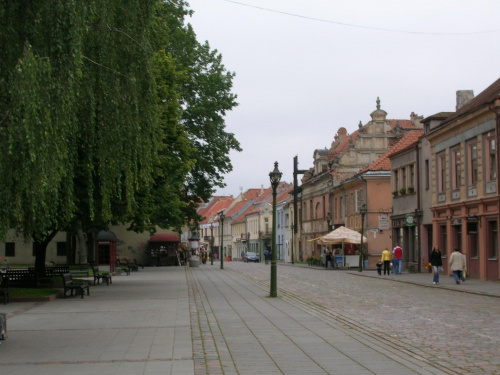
[149,234,180,243]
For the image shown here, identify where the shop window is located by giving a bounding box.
[488,221,498,259]
[440,225,447,255]
[452,225,462,254]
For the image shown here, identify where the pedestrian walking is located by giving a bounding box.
[449,248,466,284]
[381,248,392,275]
[429,245,442,284]
[376,261,383,275]
[325,251,333,269]
[264,249,270,264]
[392,244,403,274]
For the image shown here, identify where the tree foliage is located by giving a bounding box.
[0,0,240,252]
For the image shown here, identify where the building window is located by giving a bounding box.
[487,137,497,182]
[451,147,461,189]
[468,143,478,186]
[393,170,399,191]
[5,242,15,257]
[349,193,354,215]
[303,202,307,221]
[57,242,66,257]
[310,200,313,220]
[409,164,415,190]
[315,202,321,219]
[425,159,430,190]
[438,153,446,193]
[356,189,364,212]
[488,221,498,259]
[402,167,407,190]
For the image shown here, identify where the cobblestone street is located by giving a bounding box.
[189,262,500,374]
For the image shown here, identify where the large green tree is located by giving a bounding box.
[0,0,240,267]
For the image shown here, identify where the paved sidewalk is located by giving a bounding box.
[0,264,499,375]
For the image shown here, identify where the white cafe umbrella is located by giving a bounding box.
[317,226,367,245]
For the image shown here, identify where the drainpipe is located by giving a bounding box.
[415,142,422,273]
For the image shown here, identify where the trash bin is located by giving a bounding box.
[0,312,6,341]
[226,256,230,262]
[189,257,199,268]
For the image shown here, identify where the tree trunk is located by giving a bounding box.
[75,221,88,264]
[34,230,58,271]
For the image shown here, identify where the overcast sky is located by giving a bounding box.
[186,0,500,197]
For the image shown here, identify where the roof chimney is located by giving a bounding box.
[456,90,474,110]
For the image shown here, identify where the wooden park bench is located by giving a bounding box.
[61,273,90,299]
[91,266,112,286]
[69,264,90,278]
[27,266,71,287]
[116,260,131,275]
[122,259,138,272]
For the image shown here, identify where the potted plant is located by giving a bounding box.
[399,188,406,195]
[408,186,415,193]
[392,190,399,197]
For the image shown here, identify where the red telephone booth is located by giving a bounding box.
[95,231,117,272]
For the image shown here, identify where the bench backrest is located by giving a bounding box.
[7,269,37,281]
[61,273,74,285]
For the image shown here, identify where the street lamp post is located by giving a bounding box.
[210,222,214,266]
[269,161,282,298]
[219,211,225,270]
[358,204,367,272]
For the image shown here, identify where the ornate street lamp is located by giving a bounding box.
[210,222,214,266]
[269,161,282,297]
[218,210,225,270]
[358,204,367,272]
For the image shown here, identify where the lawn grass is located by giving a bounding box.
[10,287,60,297]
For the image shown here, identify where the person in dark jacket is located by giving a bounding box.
[429,245,443,285]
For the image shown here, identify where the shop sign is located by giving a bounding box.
[405,213,416,227]
[379,215,390,230]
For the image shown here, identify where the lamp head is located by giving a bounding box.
[269,161,282,189]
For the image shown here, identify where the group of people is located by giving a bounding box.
[377,244,403,275]
[430,246,467,285]
[377,244,467,285]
